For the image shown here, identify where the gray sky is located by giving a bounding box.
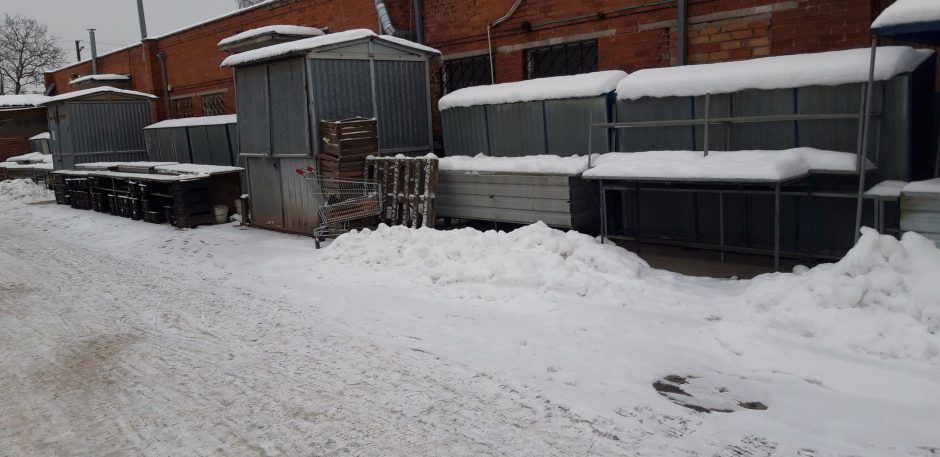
[0,0,236,64]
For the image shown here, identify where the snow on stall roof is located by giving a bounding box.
[145,115,237,129]
[218,25,324,46]
[616,46,933,100]
[439,154,592,175]
[154,164,243,175]
[221,29,440,67]
[0,162,53,170]
[0,94,49,108]
[75,161,179,171]
[5,152,52,164]
[45,86,157,103]
[438,71,627,110]
[69,74,131,85]
[582,148,868,182]
[903,178,940,195]
[29,132,50,141]
[866,180,909,198]
[872,0,940,30]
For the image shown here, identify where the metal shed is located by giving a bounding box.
[29,132,51,154]
[439,71,626,157]
[44,87,156,170]
[222,29,440,235]
[144,115,238,166]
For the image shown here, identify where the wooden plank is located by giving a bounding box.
[439,171,573,187]
[900,210,940,233]
[901,195,940,212]
[438,182,572,200]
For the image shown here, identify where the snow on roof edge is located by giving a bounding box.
[616,46,934,100]
[439,70,627,110]
[218,25,325,46]
[69,74,131,85]
[145,114,238,129]
[29,132,51,141]
[46,86,157,104]
[221,29,440,67]
[872,0,940,31]
[0,94,50,108]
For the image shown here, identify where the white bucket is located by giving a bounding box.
[213,205,229,224]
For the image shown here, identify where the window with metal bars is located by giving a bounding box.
[525,40,598,80]
[170,97,193,119]
[202,93,226,116]
[441,55,492,94]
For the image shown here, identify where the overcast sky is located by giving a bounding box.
[0,0,237,64]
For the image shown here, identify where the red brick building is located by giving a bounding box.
[44,0,900,128]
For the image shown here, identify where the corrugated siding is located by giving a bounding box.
[68,101,150,154]
[441,106,489,156]
[278,157,320,234]
[236,65,270,155]
[269,58,310,156]
[246,157,283,229]
[374,60,430,152]
[309,59,374,123]
[616,97,694,152]
[73,151,148,164]
[901,193,940,246]
[544,97,610,156]
[486,101,546,157]
[145,128,190,163]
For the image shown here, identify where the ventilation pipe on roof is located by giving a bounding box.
[156,51,171,119]
[88,29,98,75]
[374,0,397,36]
[413,0,424,44]
[677,0,687,65]
[487,0,524,84]
[136,0,149,40]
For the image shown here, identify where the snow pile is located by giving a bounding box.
[0,179,54,202]
[866,180,908,198]
[28,132,50,141]
[439,71,627,110]
[145,114,237,129]
[616,46,933,100]
[903,178,940,195]
[218,25,324,46]
[584,148,864,182]
[154,164,242,175]
[222,29,440,67]
[69,74,130,85]
[0,94,49,108]
[872,0,940,30]
[439,154,592,175]
[744,228,940,364]
[323,222,658,300]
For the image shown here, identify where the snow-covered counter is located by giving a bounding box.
[436,155,597,230]
[901,178,940,247]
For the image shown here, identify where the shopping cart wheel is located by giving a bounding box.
[315,239,321,249]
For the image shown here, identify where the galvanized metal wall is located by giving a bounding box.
[145,124,236,166]
[544,96,610,155]
[68,102,151,154]
[374,60,431,152]
[145,128,190,163]
[236,65,271,156]
[245,157,283,229]
[441,106,489,156]
[616,97,694,152]
[901,190,940,246]
[269,59,311,156]
[486,101,546,157]
[309,59,374,155]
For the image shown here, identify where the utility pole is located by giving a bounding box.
[136,0,148,39]
[88,29,98,74]
[75,40,84,61]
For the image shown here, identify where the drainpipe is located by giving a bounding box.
[374,0,397,35]
[488,0,524,84]
[156,51,171,119]
[413,0,424,44]
[677,0,687,65]
[88,29,98,74]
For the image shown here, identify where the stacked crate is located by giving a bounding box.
[319,118,378,178]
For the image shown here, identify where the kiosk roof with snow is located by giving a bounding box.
[871,0,940,45]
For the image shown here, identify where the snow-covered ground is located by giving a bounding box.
[1,179,939,456]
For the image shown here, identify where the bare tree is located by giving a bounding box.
[0,14,65,94]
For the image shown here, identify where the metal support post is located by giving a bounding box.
[599,181,607,244]
[774,184,781,271]
[854,38,878,243]
[719,190,725,262]
[703,93,711,156]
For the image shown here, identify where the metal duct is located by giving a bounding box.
[374,0,397,35]
[156,52,171,119]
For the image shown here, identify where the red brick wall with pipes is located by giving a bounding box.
[44,0,885,130]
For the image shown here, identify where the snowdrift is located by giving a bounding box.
[0,179,54,203]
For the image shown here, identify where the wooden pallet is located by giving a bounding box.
[319,117,378,179]
[365,156,438,229]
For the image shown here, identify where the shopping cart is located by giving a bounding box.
[303,169,383,249]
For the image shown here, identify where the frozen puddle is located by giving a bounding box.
[653,373,769,414]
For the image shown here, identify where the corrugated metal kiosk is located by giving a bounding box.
[223,29,439,234]
[44,87,156,170]
[595,46,936,262]
[436,71,625,229]
[145,115,239,166]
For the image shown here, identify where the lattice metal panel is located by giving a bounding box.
[442,55,491,94]
[202,93,226,116]
[525,40,598,80]
[170,97,193,119]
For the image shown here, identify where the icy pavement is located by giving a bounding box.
[1,180,938,456]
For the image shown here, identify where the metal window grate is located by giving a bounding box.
[170,97,193,119]
[202,93,226,116]
[525,40,598,80]
[442,55,492,94]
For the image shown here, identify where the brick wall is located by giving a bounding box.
[0,138,30,162]
[44,0,884,130]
